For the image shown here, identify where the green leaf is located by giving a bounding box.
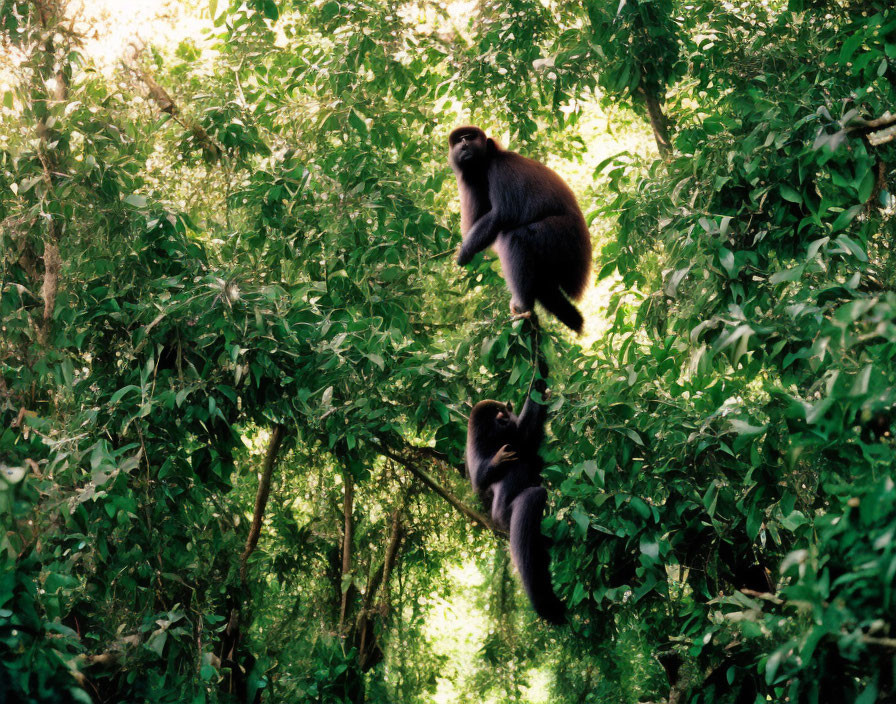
[719,248,736,278]
[806,237,829,260]
[839,31,864,63]
[770,265,804,285]
[780,509,807,533]
[857,166,875,202]
[779,184,802,203]
[262,0,279,20]
[110,385,140,404]
[703,481,719,517]
[146,630,168,658]
[123,194,147,208]
[320,1,340,22]
[571,508,589,538]
[729,419,767,436]
[830,205,862,232]
[624,428,644,446]
[175,388,190,407]
[850,365,873,396]
[833,234,867,261]
[348,110,368,138]
[630,496,651,520]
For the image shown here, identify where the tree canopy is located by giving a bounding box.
[1,0,895,702]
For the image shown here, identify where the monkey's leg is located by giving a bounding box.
[528,214,591,301]
[494,232,536,321]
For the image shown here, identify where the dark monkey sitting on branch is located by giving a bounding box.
[465,362,566,624]
[448,125,592,333]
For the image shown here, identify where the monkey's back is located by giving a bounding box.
[489,151,592,300]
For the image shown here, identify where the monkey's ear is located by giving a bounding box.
[486,138,499,155]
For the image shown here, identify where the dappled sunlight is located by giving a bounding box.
[423,562,489,703]
[68,0,212,71]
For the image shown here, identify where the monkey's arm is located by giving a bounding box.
[517,380,548,453]
[473,444,518,490]
[457,210,500,265]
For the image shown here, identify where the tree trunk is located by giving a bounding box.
[339,470,355,630]
[222,424,285,704]
[638,85,673,160]
[240,424,287,584]
[33,3,69,346]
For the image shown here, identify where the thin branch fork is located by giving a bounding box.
[356,507,404,669]
[844,110,896,146]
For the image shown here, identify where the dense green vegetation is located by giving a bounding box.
[2,0,895,701]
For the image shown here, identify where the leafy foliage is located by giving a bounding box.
[1,0,895,702]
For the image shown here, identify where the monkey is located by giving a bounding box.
[448,125,592,333]
[466,371,566,624]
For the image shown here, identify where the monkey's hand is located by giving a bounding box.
[456,244,473,266]
[491,444,518,467]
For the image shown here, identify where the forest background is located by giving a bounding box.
[2,0,896,702]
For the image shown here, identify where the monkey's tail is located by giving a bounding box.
[510,486,566,625]
[537,288,583,334]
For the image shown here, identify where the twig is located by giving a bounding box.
[862,635,896,649]
[740,588,783,604]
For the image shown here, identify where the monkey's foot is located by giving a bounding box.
[509,303,533,321]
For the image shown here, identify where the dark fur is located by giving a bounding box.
[466,379,565,624]
[448,126,592,333]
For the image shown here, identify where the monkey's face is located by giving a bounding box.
[449,126,487,168]
[494,402,514,429]
[469,399,516,447]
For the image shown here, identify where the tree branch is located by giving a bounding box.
[129,64,222,161]
[38,242,60,346]
[377,445,506,538]
[862,635,896,649]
